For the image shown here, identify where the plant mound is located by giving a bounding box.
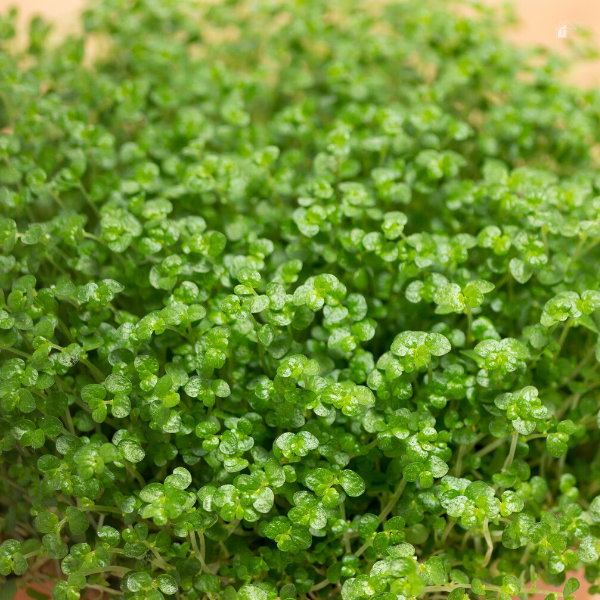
[2,1,600,599]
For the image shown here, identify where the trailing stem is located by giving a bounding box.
[379,479,407,523]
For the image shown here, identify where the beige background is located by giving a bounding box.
[490,0,600,85]
[2,0,600,84]
[0,0,81,33]
[0,0,599,597]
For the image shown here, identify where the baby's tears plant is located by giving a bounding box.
[1,1,600,600]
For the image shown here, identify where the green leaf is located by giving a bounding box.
[338,470,365,497]
[591,496,600,522]
[105,374,132,394]
[563,578,580,600]
[546,433,569,458]
[305,469,335,496]
[165,467,192,490]
[34,512,58,534]
[237,586,268,600]
[66,507,89,535]
[98,526,121,546]
[0,580,17,600]
[194,573,220,594]
[42,534,68,559]
[118,439,145,463]
[358,514,379,538]
[280,584,297,600]
[422,556,446,586]
[156,575,178,595]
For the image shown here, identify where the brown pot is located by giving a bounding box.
[11,569,598,600]
[525,569,595,598]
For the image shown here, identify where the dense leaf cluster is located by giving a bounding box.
[1,1,600,600]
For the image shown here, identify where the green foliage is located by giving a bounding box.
[0,0,600,599]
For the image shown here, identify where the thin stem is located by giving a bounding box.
[453,445,466,478]
[165,325,193,343]
[466,305,473,343]
[541,227,549,258]
[557,452,567,480]
[561,345,596,387]
[340,502,351,554]
[83,231,106,245]
[190,531,208,571]
[0,346,31,359]
[56,316,76,343]
[1,475,30,496]
[83,566,131,577]
[64,405,76,435]
[520,542,532,565]
[566,235,600,274]
[566,234,587,273]
[199,531,206,564]
[441,520,455,545]
[481,518,493,567]
[310,579,332,593]
[86,584,122,596]
[475,436,508,458]
[51,342,106,382]
[108,303,124,325]
[43,240,72,264]
[502,431,519,472]
[553,318,573,362]
[80,357,106,383]
[80,505,122,514]
[354,538,372,558]
[250,314,271,376]
[79,183,100,217]
[144,541,170,570]
[555,394,578,421]
[378,478,406,523]
[126,464,146,487]
[525,433,548,442]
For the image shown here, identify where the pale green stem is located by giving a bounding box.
[199,531,206,564]
[566,235,587,273]
[83,566,130,577]
[310,579,332,593]
[340,501,351,554]
[354,538,372,558]
[125,464,146,488]
[80,505,122,514]
[144,540,170,570]
[475,436,508,458]
[190,531,208,571]
[86,584,122,596]
[441,520,455,544]
[466,305,473,343]
[0,346,30,359]
[553,318,573,362]
[481,518,493,567]
[502,431,519,472]
[378,478,406,523]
